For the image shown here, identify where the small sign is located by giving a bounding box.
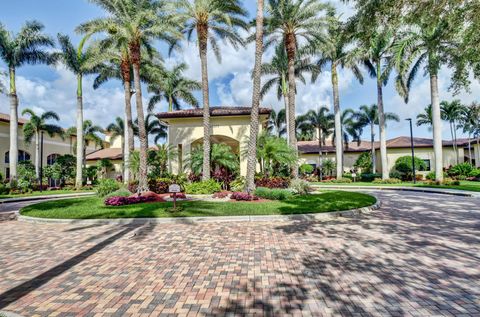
[351,173,357,178]
[86,179,92,185]
[169,184,181,193]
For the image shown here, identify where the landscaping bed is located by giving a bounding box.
[20,191,376,219]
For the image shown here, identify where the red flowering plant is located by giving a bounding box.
[230,192,258,201]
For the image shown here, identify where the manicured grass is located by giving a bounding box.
[312,181,480,192]
[20,191,376,219]
[0,189,93,199]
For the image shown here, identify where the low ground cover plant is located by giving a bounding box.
[230,192,258,201]
[184,179,222,194]
[255,177,290,188]
[372,178,402,184]
[254,187,293,201]
[104,188,132,199]
[104,195,156,206]
[96,179,120,197]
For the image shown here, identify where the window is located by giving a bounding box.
[420,159,431,171]
[4,150,31,164]
[47,153,60,165]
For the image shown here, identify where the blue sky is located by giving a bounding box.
[1,0,479,142]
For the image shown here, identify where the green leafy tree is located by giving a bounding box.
[17,161,36,192]
[22,109,63,178]
[0,21,55,182]
[394,156,427,181]
[96,158,113,179]
[175,0,248,181]
[354,151,373,174]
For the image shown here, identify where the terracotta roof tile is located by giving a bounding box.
[157,106,272,119]
[86,148,123,161]
[0,113,28,125]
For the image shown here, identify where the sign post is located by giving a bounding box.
[168,184,181,210]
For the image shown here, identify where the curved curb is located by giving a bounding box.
[312,185,476,197]
[18,198,381,225]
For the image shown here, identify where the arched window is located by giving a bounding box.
[4,150,31,164]
[47,153,61,165]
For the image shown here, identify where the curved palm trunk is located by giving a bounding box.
[285,34,298,178]
[245,0,264,193]
[130,44,149,192]
[376,64,389,180]
[370,122,376,173]
[34,131,40,178]
[430,71,444,182]
[8,67,18,183]
[331,64,343,179]
[75,74,84,189]
[198,25,211,181]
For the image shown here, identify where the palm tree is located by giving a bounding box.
[22,109,63,178]
[300,106,334,180]
[134,114,167,148]
[55,33,97,189]
[106,117,125,176]
[0,21,55,182]
[186,143,239,176]
[66,120,104,169]
[175,0,248,181]
[313,9,364,179]
[339,109,362,151]
[440,100,465,164]
[355,104,399,173]
[267,109,286,137]
[263,0,329,178]
[259,43,317,140]
[256,134,297,176]
[245,0,265,193]
[459,103,480,166]
[416,105,433,130]
[147,63,201,112]
[80,0,183,192]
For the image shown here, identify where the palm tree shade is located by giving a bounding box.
[175,0,248,181]
[0,21,55,183]
[22,109,63,178]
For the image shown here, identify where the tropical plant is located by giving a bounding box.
[175,0,248,181]
[334,109,362,151]
[55,33,98,188]
[17,161,36,192]
[354,104,399,173]
[416,105,433,130]
[96,178,120,197]
[147,63,200,112]
[354,151,373,174]
[134,113,167,148]
[186,143,239,176]
[263,0,329,178]
[313,8,364,179]
[66,120,104,170]
[96,158,113,179]
[459,102,480,166]
[184,179,222,195]
[393,156,426,181]
[0,21,55,183]
[148,144,177,178]
[322,158,335,177]
[79,0,183,192]
[256,134,297,177]
[440,100,465,164]
[21,109,63,178]
[266,109,286,138]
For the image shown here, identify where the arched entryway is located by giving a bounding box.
[191,135,240,155]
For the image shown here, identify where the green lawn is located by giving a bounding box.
[20,191,376,219]
[312,181,480,192]
[0,189,94,200]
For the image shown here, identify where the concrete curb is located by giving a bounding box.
[0,192,95,204]
[18,198,381,225]
[312,185,476,197]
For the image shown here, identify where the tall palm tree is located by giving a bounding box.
[416,105,433,130]
[313,9,364,179]
[80,0,183,192]
[0,21,55,183]
[55,33,97,189]
[245,0,265,193]
[394,10,461,182]
[147,63,201,112]
[175,0,248,181]
[106,117,125,175]
[339,109,362,151]
[440,99,465,164]
[355,104,399,173]
[66,120,104,169]
[266,109,286,137]
[259,43,317,140]
[263,0,329,178]
[301,106,334,180]
[22,109,63,178]
[134,114,167,148]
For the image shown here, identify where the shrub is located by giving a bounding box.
[289,179,311,195]
[393,156,427,180]
[188,172,201,183]
[468,168,480,178]
[299,164,314,175]
[361,173,382,182]
[148,178,173,194]
[354,152,373,173]
[389,170,402,180]
[372,178,402,184]
[443,178,461,186]
[229,176,245,192]
[322,178,352,183]
[254,187,293,200]
[17,161,36,193]
[185,179,222,194]
[212,167,236,190]
[447,163,473,178]
[230,192,258,201]
[104,188,132,199]
[0,183,9,195]
[255,177,290,189]
[104,195,155,206]
[96,179,120,197]
[128,180,138,193]
[425,171,448,180]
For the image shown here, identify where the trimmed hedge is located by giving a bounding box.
[185,180,222,194]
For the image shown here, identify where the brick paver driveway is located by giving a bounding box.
[0,190,479,316]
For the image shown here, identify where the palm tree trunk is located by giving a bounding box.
[318,128,323,181]
[168,96,173,112]
[198,25,211,181]
[245,0,264,193]
[476,136,480,168]
[376,65,389,180]
[282,74,289,143]
[75,74,84,189]
[8,67,18,182]
[453,120,459,164]
[331,64,342,179]
[430,72,444,182]
[285,34,298,178]
[121,63,134,184]
[467,133,472,165]
[35,131,40,179]
[371,122,376,174]
[130,44,149,192]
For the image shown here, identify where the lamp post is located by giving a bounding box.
[39,131,44,192]
[406,118,416,184]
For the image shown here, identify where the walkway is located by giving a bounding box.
[0,190,479,316]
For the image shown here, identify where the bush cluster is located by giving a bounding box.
[96,179,120,197]
[184,179,222,194]
[254,187,293,201]
[230,192,258,201]
[104,189,132,199]
[360,173,382,182]
[288,179,311,195]
[372,178,402,184]
[104,195,156,206]
[255,177,290,189]
[229,176,245,192]
[322,178,352,184]
[148,178,174,194]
